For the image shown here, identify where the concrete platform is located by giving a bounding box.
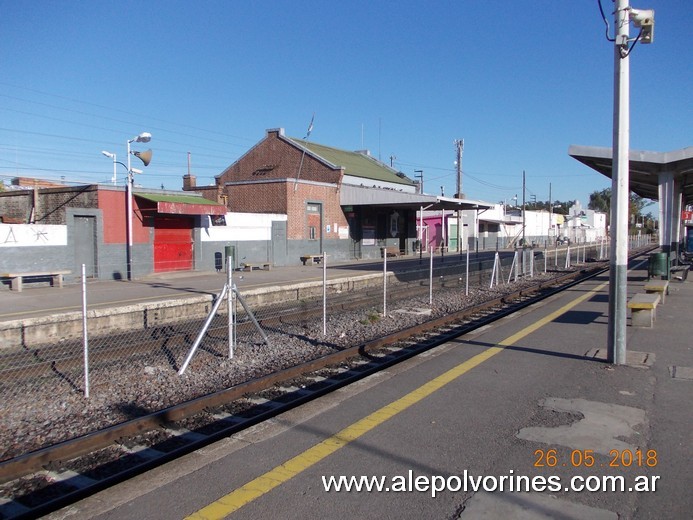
[0,254,498,347]
[44,258,693,520]
[0,255,466,323]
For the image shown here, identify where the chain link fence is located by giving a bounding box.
[0,237,635,409]
[10,236,677,466]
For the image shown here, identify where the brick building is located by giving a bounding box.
[0,184,226,283]
[186,128,490,264]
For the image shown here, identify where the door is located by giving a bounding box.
[153,216,193,272]
[74,216,97,277]
[271,220,287,266]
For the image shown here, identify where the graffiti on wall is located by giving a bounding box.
[0,224,67,247]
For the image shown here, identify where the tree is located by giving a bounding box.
[588,188,611,214]
[588,188,654,232]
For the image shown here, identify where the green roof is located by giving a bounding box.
[135,193,224,206]
[290,138,415,187]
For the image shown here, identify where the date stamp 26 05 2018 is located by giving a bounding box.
[533,448,658,468]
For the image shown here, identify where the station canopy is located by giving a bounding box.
[340,184,493,212]
[569,145,693,206]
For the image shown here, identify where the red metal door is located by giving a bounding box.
[153,217,193,272]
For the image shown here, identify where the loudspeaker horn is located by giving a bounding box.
[132,149,153,167]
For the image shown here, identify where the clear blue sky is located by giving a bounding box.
[1,1,690,213]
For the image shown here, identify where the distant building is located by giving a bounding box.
[10,176,66,189]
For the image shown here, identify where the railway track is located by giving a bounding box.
[0,255,504,384]
[0,258,618,520]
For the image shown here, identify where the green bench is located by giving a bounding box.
[627,293,660,328]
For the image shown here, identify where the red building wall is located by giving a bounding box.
[97,189,150,245]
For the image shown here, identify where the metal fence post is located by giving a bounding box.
[465,246,469,296]
[81,264,90,399]
[514,251,519,282]
[429,246,434,305]
[323,251,327,336]
[227,258,233,359]
[531,249,535,277]
[383,251,387,316]
[178,283,229,375]
[489,252,498,288]
[544,246,547,273]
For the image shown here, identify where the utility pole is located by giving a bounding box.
[414,170,424,194]
[454,139,464,197]
[522,170,526,248]
[548,182,552,243]
[455,139,464,253]
[609,0,632,366]
[608,1,654,365]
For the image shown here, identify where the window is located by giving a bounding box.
[306,202,321,241]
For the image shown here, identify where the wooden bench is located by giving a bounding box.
[1,270,71,292]
[240,263,271,272]
[381,246,401,258]
[627,293,660,328]
[300,254,322,266]
[644,279,669,303]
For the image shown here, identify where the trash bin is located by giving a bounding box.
[648,252,668,278]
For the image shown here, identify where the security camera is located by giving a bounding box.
[629,8,654,43]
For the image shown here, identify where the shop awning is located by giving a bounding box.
[135,193,227,215]
[340,185,493,211]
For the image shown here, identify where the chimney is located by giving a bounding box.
[183,174,196,191]
[183,151,196,190]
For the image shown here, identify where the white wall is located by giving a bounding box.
[447,204,607,243]
[200,213,287,242]
[0,223,67,247]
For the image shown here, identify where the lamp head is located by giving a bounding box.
[129,132,152,144]
[130,167,143,175]
[101,150,115,159]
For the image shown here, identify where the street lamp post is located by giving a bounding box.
[125,133,152,280]
[102,132,152,281]
[101,151,117,185]
[608,2,654,365]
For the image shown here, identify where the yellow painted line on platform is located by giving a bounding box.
[187,279,608,519]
